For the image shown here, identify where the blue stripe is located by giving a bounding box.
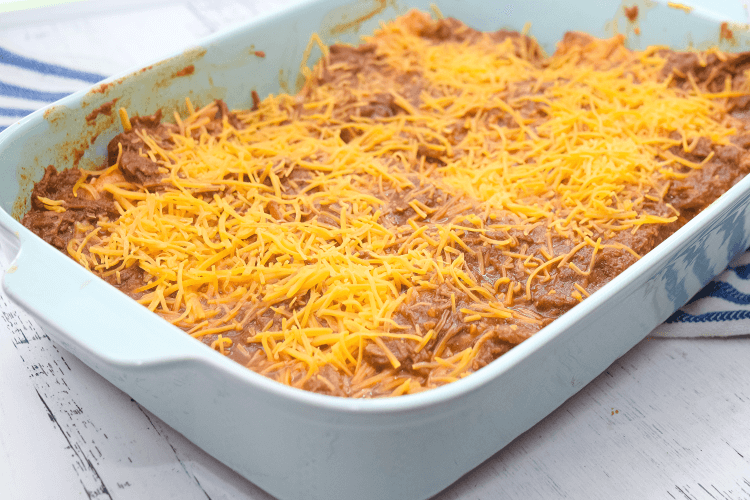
[688,281,750,305]
[0,81,69,102]
[732,263,750,280]
[0,106,34,118]
[0,47,105,83]
[0,125,6,133]
[666,309,750,323]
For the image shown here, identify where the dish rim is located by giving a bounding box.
[0,0,746,415]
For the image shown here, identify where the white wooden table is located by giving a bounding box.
[1,1,750,499]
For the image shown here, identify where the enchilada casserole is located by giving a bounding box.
[22,10,750,397]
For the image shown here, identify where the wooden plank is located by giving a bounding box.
[0,291,258,499]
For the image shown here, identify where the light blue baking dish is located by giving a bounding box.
[2,1,750,499]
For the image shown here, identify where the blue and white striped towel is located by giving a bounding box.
[652,248,750,337]
[2,46,749,339]
[0,46,105,134]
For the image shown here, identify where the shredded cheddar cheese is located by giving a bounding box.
[37,196,66,213]
[61,11,750,397]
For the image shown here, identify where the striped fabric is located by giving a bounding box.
[0,46,106,133]
[2,46,749,338]
[652,249,750,337]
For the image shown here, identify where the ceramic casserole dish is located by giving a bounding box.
[2,1,750,499]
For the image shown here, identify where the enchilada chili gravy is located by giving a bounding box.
[22,12,750,397]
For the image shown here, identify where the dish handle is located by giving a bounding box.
[1,220,206,368]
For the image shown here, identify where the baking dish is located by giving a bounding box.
[2,1,750,499]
